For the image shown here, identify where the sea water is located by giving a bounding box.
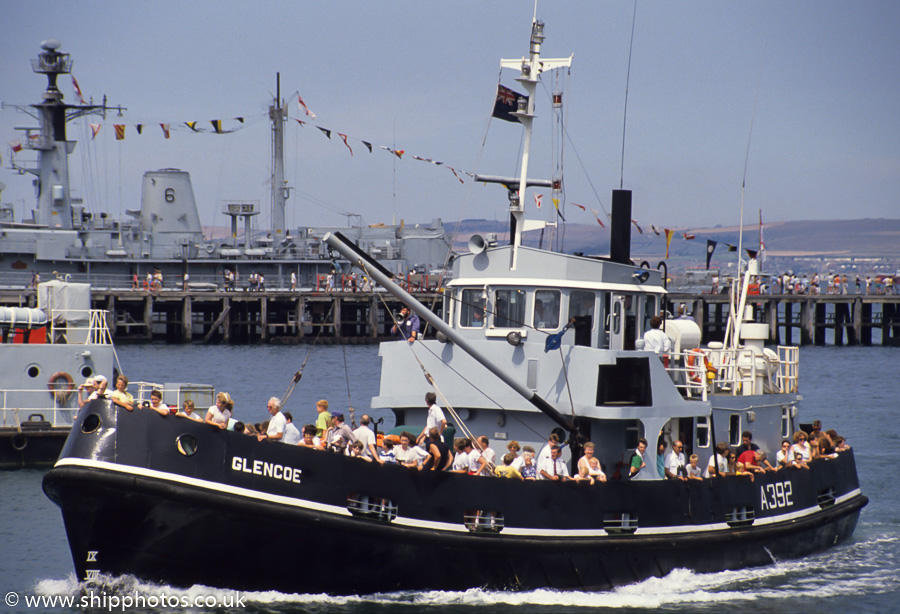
[1,344,897,613]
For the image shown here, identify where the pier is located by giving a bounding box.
[665,293,900,347]
[1,288,898,346]
[1,287,444,344]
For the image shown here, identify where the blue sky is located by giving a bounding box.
[2,1,898,236]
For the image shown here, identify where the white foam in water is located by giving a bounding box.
[29,531,899,611]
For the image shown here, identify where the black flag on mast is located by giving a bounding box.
[706,240,717,270]
[493,85,527,123]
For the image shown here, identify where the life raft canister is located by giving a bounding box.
[47,371,75,404]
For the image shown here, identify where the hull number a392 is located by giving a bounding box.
[760,480,793,511]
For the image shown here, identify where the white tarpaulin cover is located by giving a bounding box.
[37,281,92,343]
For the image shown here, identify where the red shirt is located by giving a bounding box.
[737,449,758,467]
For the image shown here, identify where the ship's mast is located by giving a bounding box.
[269,73,290,241]
[499,20,572,268]
[6,40,123,229]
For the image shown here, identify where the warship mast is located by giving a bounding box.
[5,39,123,229]
[269,73,290,242]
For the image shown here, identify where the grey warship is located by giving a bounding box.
[1,40,452,291]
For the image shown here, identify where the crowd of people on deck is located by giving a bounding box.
[80,376,849,484]
[647,423,851,483]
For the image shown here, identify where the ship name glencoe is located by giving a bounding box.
[231,456,302,483]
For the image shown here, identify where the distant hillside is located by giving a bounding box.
[451,218,900,269]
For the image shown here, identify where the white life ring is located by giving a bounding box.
[47,371,75,404]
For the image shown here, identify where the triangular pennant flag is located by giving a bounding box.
[534,194,543,209]
[114,125,126,140]
[297,94,317,119]
[236,117,244,123]
[632,219,643,234]
[590,208,605,228]
[338,133,353,156]
[211,120,223,134]
[160,123,171,139]
[294,118,306,127]
[664,229,675,258]
[706,240,717,270]
[393,149,405,159]
[448,167,464,184]
[9,140,23,153]
[317,127,332,139]
[362,141,373,153]
[89,124,101,140]
[71,76,86,104]
[745,248,758,259]
[682,232,696,240]
[651,224,661,236]
[185,122,199,132]
[725,243,737,252]
[571,203,585,211]
[135,124,143,135]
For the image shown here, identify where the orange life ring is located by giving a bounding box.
[48,371,75,404]
[686,350,717,383]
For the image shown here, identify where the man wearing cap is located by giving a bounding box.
[78,377,96,409]
[87,375,109,402]
[391,306,419,343]
[323,411,354,453]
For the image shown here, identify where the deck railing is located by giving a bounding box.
[666,344,800,398]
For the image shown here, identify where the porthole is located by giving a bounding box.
[81,414,101,433]
[80,365,93,378]
[27,365,40,378]
[176,434,198,457]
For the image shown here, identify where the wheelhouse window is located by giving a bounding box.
[641,294,658,334]
[696,416,710,448]
[460,289,485,328]
[729,414,741,446]
[568,291,596,347]
[533,289,561,329]
[493,289,526,328]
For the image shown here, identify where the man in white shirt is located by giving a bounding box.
[664,440,687,480]
[538,445,572,481]
[642,316,671,354]
[259,397,286,442]
[352,414,383,464]
[282,412,301,445]
[417,392,447,444]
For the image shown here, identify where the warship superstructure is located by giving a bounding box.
[1,40,452,291]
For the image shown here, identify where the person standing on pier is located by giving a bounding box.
[392,306,419,343]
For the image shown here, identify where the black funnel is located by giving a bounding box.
[610,189,632,265]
